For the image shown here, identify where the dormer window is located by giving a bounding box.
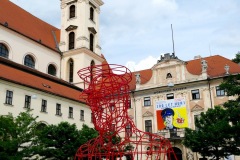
[166,73,172,79]
[90,7,94,21]
[69,5,75,18]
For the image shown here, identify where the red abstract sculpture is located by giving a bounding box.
[75,64,177,160]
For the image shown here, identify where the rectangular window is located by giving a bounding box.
[69,107,73,118]
[125,123,132,137]
[5,90,13,105]
[191,89,200,100]
[216,86,225,97]
[194,114,201,131]
[56,103,62,116]
[91,112,94,122]
[144,97,151,106]
[111,124,116,132]
[128,100,132,109]
[80,110,84,121]
[145,120,152,133]
[110,103,115,112]
[41,99,47,112]
[166,93,174,100]
[24,95,31,109]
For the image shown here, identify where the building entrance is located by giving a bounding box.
[168,147,182,160]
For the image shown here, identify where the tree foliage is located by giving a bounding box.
[0,112,38,160]
[220,74,240,150]
[183,74,240,159]
[0,111,98,160]
[79,123,98,145]
[232,51,240,64]
[36,122,98,160]
[220,74,240,108]
[183,107,236,160]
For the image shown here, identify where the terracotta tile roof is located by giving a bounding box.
[0,57,85,103]
[0,0,60,52]
[128,55,240,91]
[186,55,240,77]
[129,69,152,90]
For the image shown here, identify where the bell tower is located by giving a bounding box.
[59,0,105,87]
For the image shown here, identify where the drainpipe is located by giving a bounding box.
[207,77,213,108]
[131,91,138,160]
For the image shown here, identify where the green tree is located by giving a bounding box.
[220,74,240,110]
[232,51,240,63]
[220,74,240,153]
[79,124,98,145]
[0,112,38,160]
[183,106,235,160]
[36,122,98,160]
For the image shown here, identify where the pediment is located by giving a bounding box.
[66,0,77,5]
[152,59,186,70]
[142,111,153,117]
[88,27,97,34]
[191,104,204,112]
[152,53,186,70]
[65,25,78,31]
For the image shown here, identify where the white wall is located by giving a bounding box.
[0,26,61,77]
[0,79,93,129]
[59,0,102,55]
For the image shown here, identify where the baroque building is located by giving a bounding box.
[128,53,240,160]
[0,0,239,159]
[0,0,104,129]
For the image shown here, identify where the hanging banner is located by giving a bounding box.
[156,98,188,130]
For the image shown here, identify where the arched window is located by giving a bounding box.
[90,60,95,81]
[0,43,9,58]
[24,55,35,68]
[69,32,75,50]
[35,123,47,134]
[90,7,94,21]
[166,73,172,79]
[48,64,56,76]
[36,123,47,130]
[69,5,75,18]
[89,33,94,51]
[68,59,74,83]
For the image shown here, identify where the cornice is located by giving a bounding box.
[62,47,104,62]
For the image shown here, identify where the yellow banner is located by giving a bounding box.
[156,98,188,130]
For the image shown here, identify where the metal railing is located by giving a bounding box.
[157,129,185,139]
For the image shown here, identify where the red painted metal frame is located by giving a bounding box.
[75,64,177,160]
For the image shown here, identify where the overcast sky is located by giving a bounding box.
[10,0,240,71]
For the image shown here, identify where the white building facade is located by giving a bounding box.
[1,1,240,160]
[0,0,105,129]
[128,53,240,160]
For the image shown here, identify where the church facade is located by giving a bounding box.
[0,0,105,129]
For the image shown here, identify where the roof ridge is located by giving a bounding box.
[0,57,82,91]
[0,0,60,51]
